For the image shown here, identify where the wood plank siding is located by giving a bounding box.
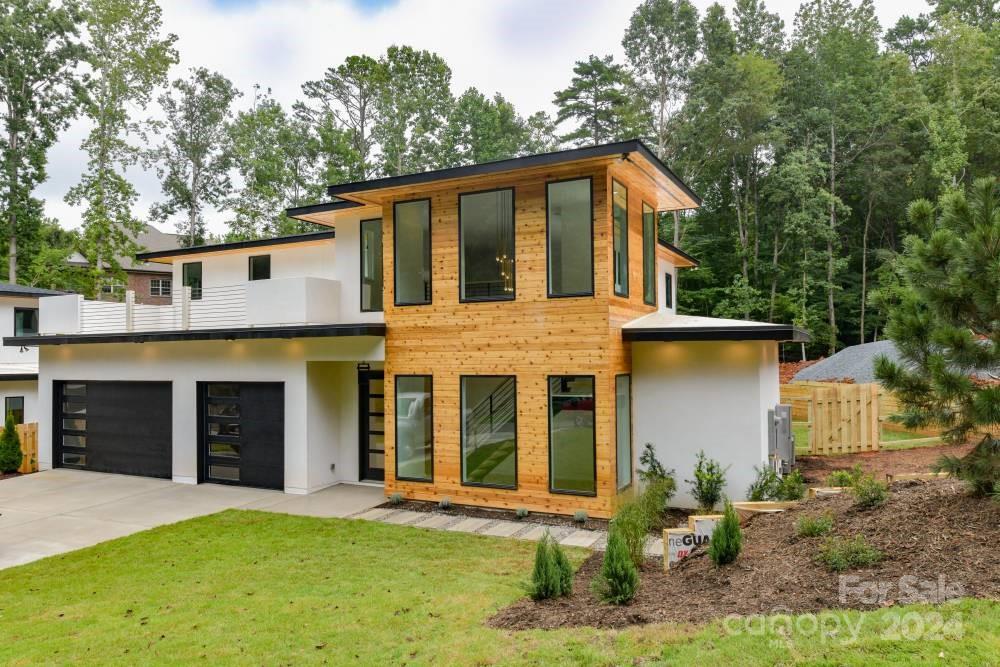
[382,159,684,517]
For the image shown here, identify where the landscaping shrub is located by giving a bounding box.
[827,464,865,487]
[637,476,675,525]
[638,443,669,483]
[817,535,883,572]
[527,532,562,600]
[573,510,588,525]
[686,451,728,511]
[438,497,452,510]
[851,475,888,509]
[388,492,403,505]
[552,539,574,595]
[747,466,781,501]
[707,501,742,566]
[935,435,1000,497]
[796,513,834,537]
[515,507,528,520]
[593,524,639,604]
[778,470,807,501]
[612,500,649,568]
[0,412,22,474]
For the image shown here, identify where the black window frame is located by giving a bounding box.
[612,179,629,298]
[642,202,656,306]
[458,186,516,303]
[5,395,24,425]
[545,176,595,299]
[547,374,597,497]
[393,198,433,307]
[664,271,674,309]
[182,261,203,300]
[393,374,433,483]
[248,254,271,281]
[359,217,384,313]
[13,307,39,337]
[615,373,632,491]
[459,374,518,490]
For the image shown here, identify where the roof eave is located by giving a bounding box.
[624,325,810,343]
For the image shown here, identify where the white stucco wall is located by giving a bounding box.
[632,340,779,508]
[0,380,38,423]
[171,242,337,289]
[330,215,385,324]
[0,296,41,366]
[38,336,384,494]
[656,258,677,314]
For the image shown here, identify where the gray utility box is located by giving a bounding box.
[768,404,794,474]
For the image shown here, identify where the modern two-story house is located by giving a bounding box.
[7,141,805,513]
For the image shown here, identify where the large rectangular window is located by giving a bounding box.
[615,375,632,490]
[461,376,516,489]
[395,375,433,482]
[360,218,383,312]
[13,308,38,337]
[248,255,270,281]
[612,180,629,297]
[548,375,596,495]
[182,262,203,300]
[394,199,431,305]
[5,396,24,425]
[546,178,593,297]
[459,188,515,301]
[642,203,656,306]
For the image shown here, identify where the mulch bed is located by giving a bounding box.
[489,479,1000,629]
[376,498,693,534]
[0,472,21,481]
[797,441,975,484]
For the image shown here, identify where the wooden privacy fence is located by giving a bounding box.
[807,383,880,454]
[781,381,942,437]
[16,422,38,473]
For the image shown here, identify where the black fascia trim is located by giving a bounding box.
[623,325,810,343]
[0,288,68,298]
[0,373,38,381]
[657,239,700,267]
[285,199,364,220]
[3,323,387,346]
[135,231,336,261]
[327,139,702,207]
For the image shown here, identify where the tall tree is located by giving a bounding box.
[0,0,86,281]
[66,0,177,293]
[148,68,240,247]
[553,55,642,146]
[733,0,785,57]
[439,88,530,167]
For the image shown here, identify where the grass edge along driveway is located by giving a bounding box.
[0,510,996,665]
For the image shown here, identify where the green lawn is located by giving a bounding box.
[793,422,942,455]
[1,511,997,665]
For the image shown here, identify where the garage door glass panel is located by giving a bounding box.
[209,465,239,481]
[63,418,86,431]
[63,383,86,397]
[208,422,240,437]
[63,453,86,466]
[63,434,86,448]
[208,383,239,398]
[209,442,240,458]
[548,375,596,495]
[62,401,86,415]
[207,402,239,418]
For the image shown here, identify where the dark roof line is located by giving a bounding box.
[4,323,385,347]
[0,373,38,381]
[623,324,809,343]
[325,139,702,206]
[0,282,68,298]
[285,199,365,220]
[135,231,336,261]
[658,240,700,267]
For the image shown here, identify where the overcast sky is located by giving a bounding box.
[38,0,928,236]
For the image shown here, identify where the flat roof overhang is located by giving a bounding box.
[4,323,386,346]
[135,231,336,264]
[0,373,38,381]
[624,324,810,343]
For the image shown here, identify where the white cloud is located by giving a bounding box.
[39,0,926,236]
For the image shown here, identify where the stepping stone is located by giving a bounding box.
[480,521,525,537]
[446,517,491,533]
[412,514,458,530]
[354,508,393,521]
[518,525,573,542]
[381,510,423,525]
[559,530,602,548]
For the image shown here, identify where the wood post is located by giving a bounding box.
[125,290,135,332]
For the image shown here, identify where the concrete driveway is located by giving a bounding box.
[0,469,385,570]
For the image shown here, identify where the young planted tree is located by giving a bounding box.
[0,411,22,474]
[0,0,86,282]
[553,55,642,147]
[148,68,240,247]
[875,178,1000,496]
[67,0,177,294]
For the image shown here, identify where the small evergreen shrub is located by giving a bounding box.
[686,451,728,511]
[573,510,588,525]
[638,443,669,483]
[515,507,529,520]
[796,513,834,537]
[552,539,574,595]
[826,464,865,487]
[0,412,22,474]
[747,466,781,501]
[438,497,452,510]
[778,470,807,501]
[707,501,742,566]
[593,524,639,604]
[935,435,1000,496]
[388,492,403,505]
[527,532,573,600]
[851,475,888,509]
[817,535,883,572]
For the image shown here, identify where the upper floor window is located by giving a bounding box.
[612,180,629,297]
[13,308,38,337]
[664,271,674,309]
[394,199,431,306]
[546,178,593,297]
[182,262,203,300]
[360,218,383,312]
[460,188,515,302]
[150,278,172,297]
[249,255,271,281]
[642,202,656,306]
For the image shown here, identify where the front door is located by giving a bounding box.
[358,369,385,481]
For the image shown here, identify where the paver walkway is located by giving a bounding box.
[353,507,665,557]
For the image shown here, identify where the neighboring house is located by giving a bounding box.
[7,140,806,512]
[66,224,182,304]
[0,282,67,426]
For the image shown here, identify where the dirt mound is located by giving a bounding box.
[489,479,1000,630]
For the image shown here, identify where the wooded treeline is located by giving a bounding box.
[1,0,997,354]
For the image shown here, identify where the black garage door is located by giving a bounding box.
[199,382,284,490]
[55,381,173,478]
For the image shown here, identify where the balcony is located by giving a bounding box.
[39,277,350,336]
